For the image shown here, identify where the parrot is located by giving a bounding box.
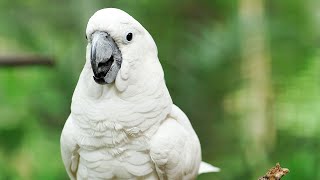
[61,8,219,180]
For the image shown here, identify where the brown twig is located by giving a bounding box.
[258,163,289,180]
[0,55,55,67]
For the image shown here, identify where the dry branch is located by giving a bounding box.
[258,163,289,180]
[0,55,55,67]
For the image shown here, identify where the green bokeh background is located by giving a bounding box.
[0,0,319,179]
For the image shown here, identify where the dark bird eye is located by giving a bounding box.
[85,35,87,40]
[126,33,133,41]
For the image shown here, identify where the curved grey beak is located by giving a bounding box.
[90,31,122,84]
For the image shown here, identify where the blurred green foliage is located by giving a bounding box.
[0,0,319,179]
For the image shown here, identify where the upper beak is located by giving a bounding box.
[90,31,122,84]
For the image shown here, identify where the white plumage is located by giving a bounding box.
[61,8,219,180]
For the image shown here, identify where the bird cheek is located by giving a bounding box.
[86,44,91,62]
[115,60,130,92]
[120,60,130,80]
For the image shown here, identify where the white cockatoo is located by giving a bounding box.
[61,8,219,180]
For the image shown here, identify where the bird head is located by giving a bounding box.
[85,8,158,85]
